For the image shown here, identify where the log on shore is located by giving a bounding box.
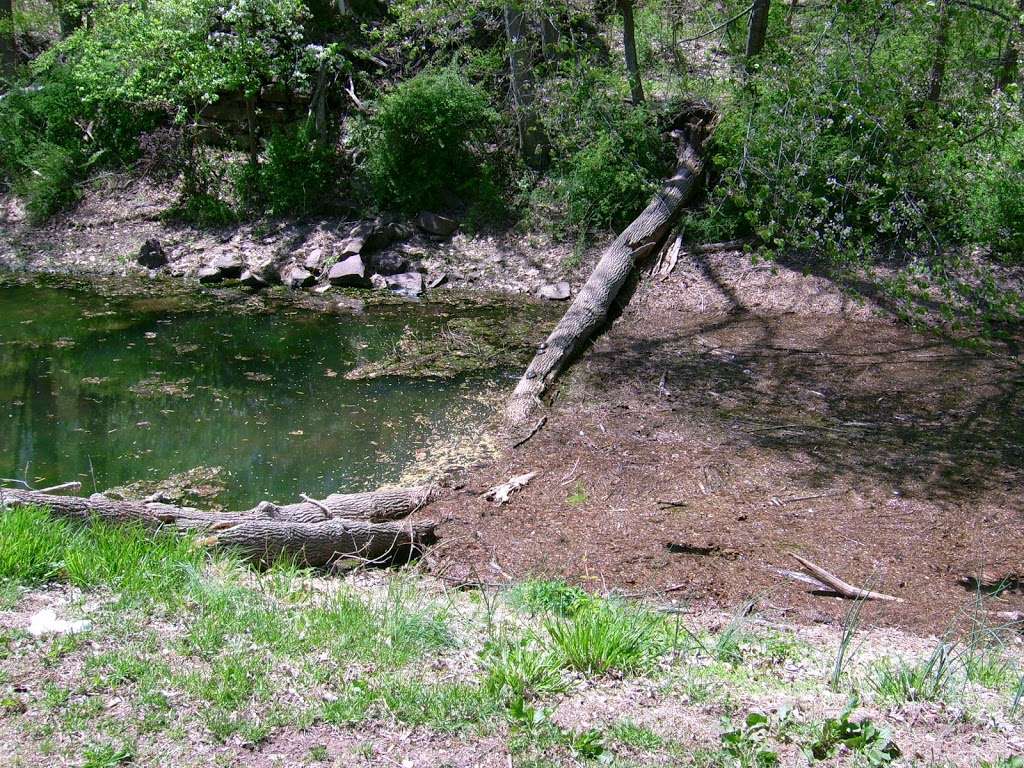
[0,485,437,567]
[506,103,719,430]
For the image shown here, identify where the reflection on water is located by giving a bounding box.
[0,282,506,508]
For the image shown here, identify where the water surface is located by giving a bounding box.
[0,281,508,508]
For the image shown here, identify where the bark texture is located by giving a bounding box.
[925,0,952,102]
[506,106,718,429]
[745,0,770,58]
[0,485,436,567]
[619,0,645,104]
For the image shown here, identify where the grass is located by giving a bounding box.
[2,506,1022,766]
[544,599,666,675]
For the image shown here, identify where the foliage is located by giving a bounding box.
[719,713,779,768]
[481,632,568,701]
[355,68,499,212]
[870,644,959,704]
[805,698,900,766]
[237,119,342,216]
[539,64,670,234]
[507,579,592,617]
[544,599,664,674]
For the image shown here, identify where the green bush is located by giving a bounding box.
[537,64,670,235]
[356,69,499,212]
[238,120,341,217]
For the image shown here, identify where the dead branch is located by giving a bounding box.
[789,553,903,602]
[483,472,537,505]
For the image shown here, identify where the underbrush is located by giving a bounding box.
[1,510,1022,766]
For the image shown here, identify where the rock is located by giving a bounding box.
[327,255,371,288]
[198,253,243,283]
[427,272,448,290]
[27,609,92,637]
[339,220,409,256]
[368,250,410,276]
[370,273,388,290]
[239,269,268,289]
[334,297,366,314]
[338,222,374,256]
[385,272,425,297]
[281,264,316,289]
[137,238,167,269]
[304,247,326,270]
[416,212,459,238]
[539,281,571,300]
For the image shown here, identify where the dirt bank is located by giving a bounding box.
[428,250,1024,636]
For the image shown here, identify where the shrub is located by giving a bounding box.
[537,64,670,235]
[355,69,499,212]
[238,120,341,217]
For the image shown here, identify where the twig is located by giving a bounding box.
[36,482,83,495]
[299,493,333,520]
[789,553,903,602]
[677,6,755,44]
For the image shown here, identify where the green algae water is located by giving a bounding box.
[0,279,513,509]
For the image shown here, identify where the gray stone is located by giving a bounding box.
[368,250,410,276]
[415,212,459,238]
[327,255,371,288]
[370,273,389,290]
[198,252,243,283]
[239,269,268,289]
[137,238,167,269]
[385,272,425,297]
[539,281,571,300]
[281,265,316,289]
[304,247,326,270]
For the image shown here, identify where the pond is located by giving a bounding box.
[0,278,526,509]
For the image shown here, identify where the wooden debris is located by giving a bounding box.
[484,471,537,505]
[789,552,903,602]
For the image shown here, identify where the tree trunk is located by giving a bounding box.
[245,92,259,171]
[0,485,436,568]
[504,4,546,165]
[540,15,559,60]
[925,0,952,102]
[995,0,1024,93]
[745,0,770,58]
[619,0,645,104]
[505,106,718,430]
[1,0,16,73]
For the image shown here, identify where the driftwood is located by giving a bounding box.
[484,472,537,505]
[506,104,718,431]
[0,485,436,568]
[789,553,903,603]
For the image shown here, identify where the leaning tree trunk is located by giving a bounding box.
[0,485,436,567]
[745,0,770,58]
[619,0,645,104]
[506,106,718,430]
[925,0,952,102]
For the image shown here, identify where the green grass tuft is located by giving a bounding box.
[544,599,665,675]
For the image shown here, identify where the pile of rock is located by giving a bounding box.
[138,212,462,299]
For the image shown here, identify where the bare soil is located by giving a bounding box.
[428,250,1024,636]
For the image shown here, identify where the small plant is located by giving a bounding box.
[831,591,868,690]
[980,758,1024,768]
[566,480,588,505]
[805,698,900,766]
[719,713,779,768]
[482,632,568,701]
[544,599,664,675]
[81,741,134,768]
[869,644,959,704]
[507,579,592,617]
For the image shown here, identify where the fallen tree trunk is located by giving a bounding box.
[0,485,437,567]
[506,104,718,430]
[208,518,436,567]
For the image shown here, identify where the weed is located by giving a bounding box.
[306,744,329,762]
[566,481,588,505]
[831,591,868,691]
[719,713,779,768]
[545,599,664,675]
[870,645,959,704]
[805,698,900,766]
[610,720,663,750]
[507,579,591,617]
[482,632,568,701]
[374,676,495,732]
[81,741,134,768]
